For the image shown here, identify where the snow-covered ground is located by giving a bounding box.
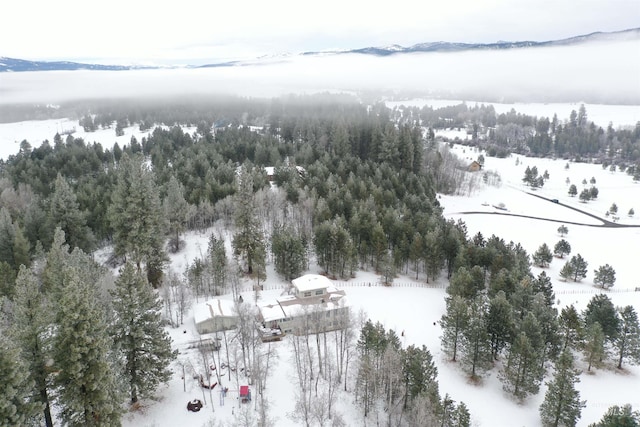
[0,119,197,161]
[119,144,640,427]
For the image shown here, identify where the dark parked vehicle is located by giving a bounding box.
[551,199,559,203]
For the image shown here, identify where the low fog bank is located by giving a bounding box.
[1,39,638,105]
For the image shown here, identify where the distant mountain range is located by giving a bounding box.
[2,28,638,72]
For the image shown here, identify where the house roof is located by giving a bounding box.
[257,301,288,322]
[292,274,332,292]
[257,288,348,322]
[193,299,237,325]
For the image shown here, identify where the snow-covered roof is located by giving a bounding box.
[292,274,332,293]
[279,295,349,319]
[257,301,287,322]
[193,299,237,324]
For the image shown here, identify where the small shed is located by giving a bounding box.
[468,160,482,172]
[239,385,251,403]
[194,299,239,334]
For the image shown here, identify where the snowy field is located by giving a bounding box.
[0,118,197,161]
[119,144,640,427]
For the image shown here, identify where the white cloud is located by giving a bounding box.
[2,0,638,63]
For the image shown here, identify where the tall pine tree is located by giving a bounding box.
[48,173,95,252]
[163,175,190,253]
[500,329,544,400]
[440,295,469,362]
[460,297,492,380]
[539,349,585,427]
[583,322,605,372]
[232,166,266,278]
[10,265,55,427]
[111,262,177,404]
[54,269,122,426]
[486,291,514,360]
[615,305,640,369]
[0,334,43,426]
[108,152,167,286]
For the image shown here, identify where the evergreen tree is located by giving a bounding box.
[271,225,307,281]
[539,349,585,427]
[531,293,560,369]
[0,207,16,268]
[532,243,553,267]
[560,261,575,282]
[0,334,43,426]
[163,175,190,253]
[440,394,471,427]
[108,152,167,286]
[559,305,583,352]
[10,265,55,427]
[583,322,605,372]
[523,166,533,186]
[423,229,443,283]
[232,166,266,277]
[111,262,177,404]
[557,224,569,237]
[532,271,555,307]
[12,224,31,269]
[593,264,616,289]
[370,222,388,272]
[579,189,591,203]
[553,239,571,259]
[615,305,640,369]
[509,278,536,321]
[207,233,228,296]
[402,345,438,409]
[460,297,492,379]
[48,173,95,252]
[568,184,577,197]
[409,232,424,280]
[54,269,122,426]
[0,261,17,299]
[313,219,354,279]
[584,294,620,342]
[41,228,71,296]
[499,331,543,400]
[588,404,640,427]
[440,296,469,362]
[569,254,588,282]
[486,291,514,360]
[447,265,484,300]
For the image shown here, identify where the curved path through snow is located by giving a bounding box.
[451,191,640,228]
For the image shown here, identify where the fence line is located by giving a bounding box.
[555,288,638,295]
[238,281,447,292]
[243,282,636,294]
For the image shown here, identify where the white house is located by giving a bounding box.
[258,274,349,335]
[194,299,239,334]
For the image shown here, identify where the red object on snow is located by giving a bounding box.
[239,386,249,397]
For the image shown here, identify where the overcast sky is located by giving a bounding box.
[2,0,638,65]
